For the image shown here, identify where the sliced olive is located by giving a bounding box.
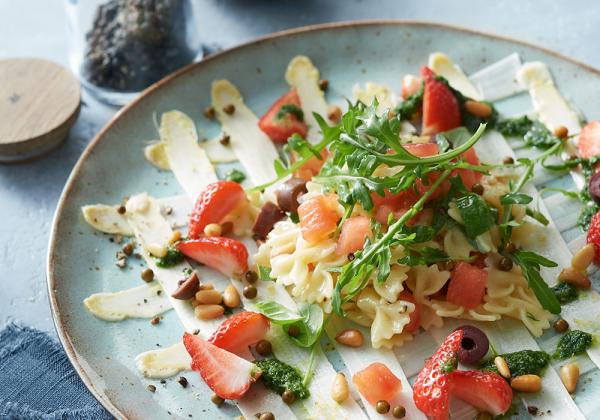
[276,178,308,213]
[252,202,285,240]
[171,272,200,300]
[588,171,600,205]
[455,325,489,365]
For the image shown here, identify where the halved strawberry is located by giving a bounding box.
[446,262,487,309]
[178,237,248,277]
[421,66,461,135]
[413,329,463,420]
[259,89,308,143]
[183,333,260,399]
[209,312,270,357]
[450,370,513,416]
[586,211,600,263]
[578,121,600,158]
[352,362,402,407]
[188,181,247,239]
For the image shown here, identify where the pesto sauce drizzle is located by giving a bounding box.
[255,358,309,399]
[554,330,593,359]
[480,350,550,377]
[154,246,184,268]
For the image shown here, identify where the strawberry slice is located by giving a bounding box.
[413,329,463,420]
[450,370,513,416]
[178,237,248,277]
[586,211,600,263]
[188,181,247,239]
[421,66,461,135]
[259,89,308,143]
[183,332,261,399]
[578,121,600,158]
[209,311,270,357]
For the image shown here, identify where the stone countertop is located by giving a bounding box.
[1,0,599,336]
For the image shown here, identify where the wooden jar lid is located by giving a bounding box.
[0,58,80,162]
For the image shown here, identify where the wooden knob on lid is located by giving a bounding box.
[0,58,80,162]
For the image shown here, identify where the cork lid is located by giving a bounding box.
[0,58,81,162]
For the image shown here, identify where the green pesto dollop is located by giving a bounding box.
[225,168,246,184]
[496,115,558,149]
[480,350,550,377]
[255,358,309,399]
[155,246,184,268]
[395,85,423,121]
[551,282,579,304]
[554,330,593,359]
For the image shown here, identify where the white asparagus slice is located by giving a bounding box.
[428,52,482,100]
[145,138,238,170]
[160,111,218,199]
[285,55,329,144]
[82,204,133,235]
[430,319,585,420]
[352,81,397,113]
[468,53,524,101]
[517,62,582,134]
[136,342,191,379]
[326,318,427,420]
[211,80,279,186]
[124,193,297,420]
[83,283,170,321]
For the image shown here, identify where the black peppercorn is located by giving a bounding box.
[498,257,513,271]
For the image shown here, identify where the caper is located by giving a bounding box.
[258,412,274,420]
[219,134,231,146]
[472,183,484,195]
[503,156,514,165]
[392,405,406,418]
[288,325,300,337]
[318,79,329,91]
[117,205,126,214]
[376,400,390,414]
[141,268,154,282]
[553,318,569,333]
[282,389,296,405]
[255,339,272,356]
[504,242,516,254]
[203,106,216,119]
[498,257,513,271]
[243,285,257,299]
[223,104,235,115]
[245,270,258,283]
[122,242,134,256]
[211,393,224,406]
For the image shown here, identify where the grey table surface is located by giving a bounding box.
[1,0,599,338]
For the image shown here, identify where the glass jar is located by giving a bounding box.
[65,0,203,105]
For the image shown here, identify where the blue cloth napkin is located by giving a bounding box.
[0,323,112,420]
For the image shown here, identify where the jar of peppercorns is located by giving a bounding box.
[65,0,202,105]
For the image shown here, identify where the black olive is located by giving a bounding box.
[588,171,600,205]
[276,178,308,213]
[455,325,489,365]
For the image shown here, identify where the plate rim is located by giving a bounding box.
[46,19,600,418]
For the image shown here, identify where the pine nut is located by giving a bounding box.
[464,100,492,118]
[571,244,595,271]
[559,267,591,289]
[560,363,580,393]
[199,282,214,290]
[223,284,241,308]
[554,125,569,140]
[147,242,167,258]
[169,230,182,245]
[194,304,225,320]
[204,223,222,237]
[327,105,342,123]
[510,374,542,392]
[331,373,349,403]
[195,289,223,304]
[494,356,511,378]
[335,329,364,347]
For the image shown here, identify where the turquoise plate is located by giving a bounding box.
[48,21,600,419]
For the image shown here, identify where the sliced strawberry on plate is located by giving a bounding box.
[578,121,600,158]
[450,370,513,416]
[352,362,403,407]
[421,66,461,135]
[335,215,372,255]
[446,262,488,309]
[188,181,247,239]
[209,311,270,357]
[413,329,463,420]
[259,88,308,143]
[178,237,248,277]
[183,332,261,399]
[586,211,600,263]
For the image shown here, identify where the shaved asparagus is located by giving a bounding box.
[82,204,133,235]
[145,138,238,170]
[83,283,170,321]
[428,52,482,100]
[469,53,524,101]
[136,342,191,379]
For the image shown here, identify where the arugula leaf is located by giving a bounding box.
[526,207,549,226]
[258,265,275,281]
[442,127,474,149]
[500,192,533,205]
[276,104,304,121]
[510,250,560,314]
[225,168,246,184]
[255,301,324,347]
[398,247,451,266]
[455,194,496,238]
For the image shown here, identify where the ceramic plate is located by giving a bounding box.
[48,21,600,419]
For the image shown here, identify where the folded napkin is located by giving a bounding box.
[0,323,112,420]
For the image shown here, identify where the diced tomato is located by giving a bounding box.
[297,195,341,243]
[453,147,483,190]
[404,142,439,158]
[402,74,423,99]
[294,149,328,180]
[446,262,488,309]
[404,143,451,202]
[421,66,461,135]
[352,362,403,407]
[336,216,372,255]
[398,291,421,333]
[258,89,308,143]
